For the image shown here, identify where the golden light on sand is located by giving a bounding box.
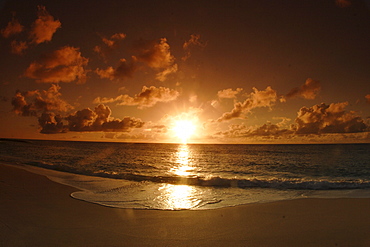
[172,119,196,143]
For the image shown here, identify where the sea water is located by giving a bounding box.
[1,139,369,210]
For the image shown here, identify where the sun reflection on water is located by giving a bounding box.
[156,144,200,210]
[169,144,195,177]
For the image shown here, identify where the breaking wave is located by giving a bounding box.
[26,160,370,191]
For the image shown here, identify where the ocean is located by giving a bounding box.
[1,139,369,210]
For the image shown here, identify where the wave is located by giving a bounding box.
[25,160,370,191]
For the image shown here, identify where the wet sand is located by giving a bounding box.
[1,163,370,246]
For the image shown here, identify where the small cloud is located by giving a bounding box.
[156,64,178,82]
[217,88,243,99]
[95,57,137,80]
[283,78,321,101]
[94,32,126,59]
[217,86,277,122]
[10,40,28,55]
[182,34,207,61]
[335,0,352,8]
[94,86,180,109]
[24,46,89,83]
[365,94,370,104]
[1,15,24,38]
[29,5,61,45]
[133,38,175,69]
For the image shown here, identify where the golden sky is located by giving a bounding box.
[0,0,369,143]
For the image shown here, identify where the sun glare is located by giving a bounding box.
[172,120,196,143]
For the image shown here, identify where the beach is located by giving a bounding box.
[1,163,370,247]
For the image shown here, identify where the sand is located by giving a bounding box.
[1,163,370,247]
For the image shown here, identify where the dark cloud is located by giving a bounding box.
[29,5,61,45]
[11,84,73,117]
[39,112,68,134]
[94,33,126,59]
[24,46,89,83]
[365,94,370,104]
[283,78,321,101]
[217,86,277,122]
[1,16,24,38]
[95,57,138,80]
[133,38,174,69]
[133,38,177,81]
[294,102,368,134]
[335,0,352,8]
[10,40,28,55]
[182,34,207,61]
[66,104,144,132]
[94,86,180,109]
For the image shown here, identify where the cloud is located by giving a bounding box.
[182,34,207,61]
[283,78,321,101]
[95,57,137,80]
[94,86,180,109]
[11,84,73,117]
[365,94,370,104]
[10,40,28,55]
[335,0,352,8]
[66,104,144,132]
[217,86,277,122]
[133,38,174,69]
[1,16,24,38]
[156,64,178,82]
[29,5,61,45]
[24,46,89,83]
[39,112,68,134]
[94,33,126,59]
[217,88,243,99]
[96,38,177,81]
[294,102,368,134]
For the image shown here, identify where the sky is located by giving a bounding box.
[0,0,369,144]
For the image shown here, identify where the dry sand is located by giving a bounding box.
[1,163,370,247]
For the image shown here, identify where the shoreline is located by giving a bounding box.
[1,163,370,246]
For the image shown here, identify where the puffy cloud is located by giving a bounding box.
[217,86,277,122]
[133,38,174,69]
[39,112,68,134]
[1,16,24,38]
[94,33,126,59]
[182,34,207,61]
[217,88,243,99]
[29,5,61,45]
[24,46,89,83]
[294,102,368,134]
[10,40,28,55]
[96,57,137,80]
[365,94,370,104]
[66,104,144,132]
[94,86,180,109]
[283,78,321,101]
[335,0,351,8]
[11,84,73,117]
[96,38,177,81]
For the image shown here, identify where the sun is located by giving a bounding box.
[172,119,196,143]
